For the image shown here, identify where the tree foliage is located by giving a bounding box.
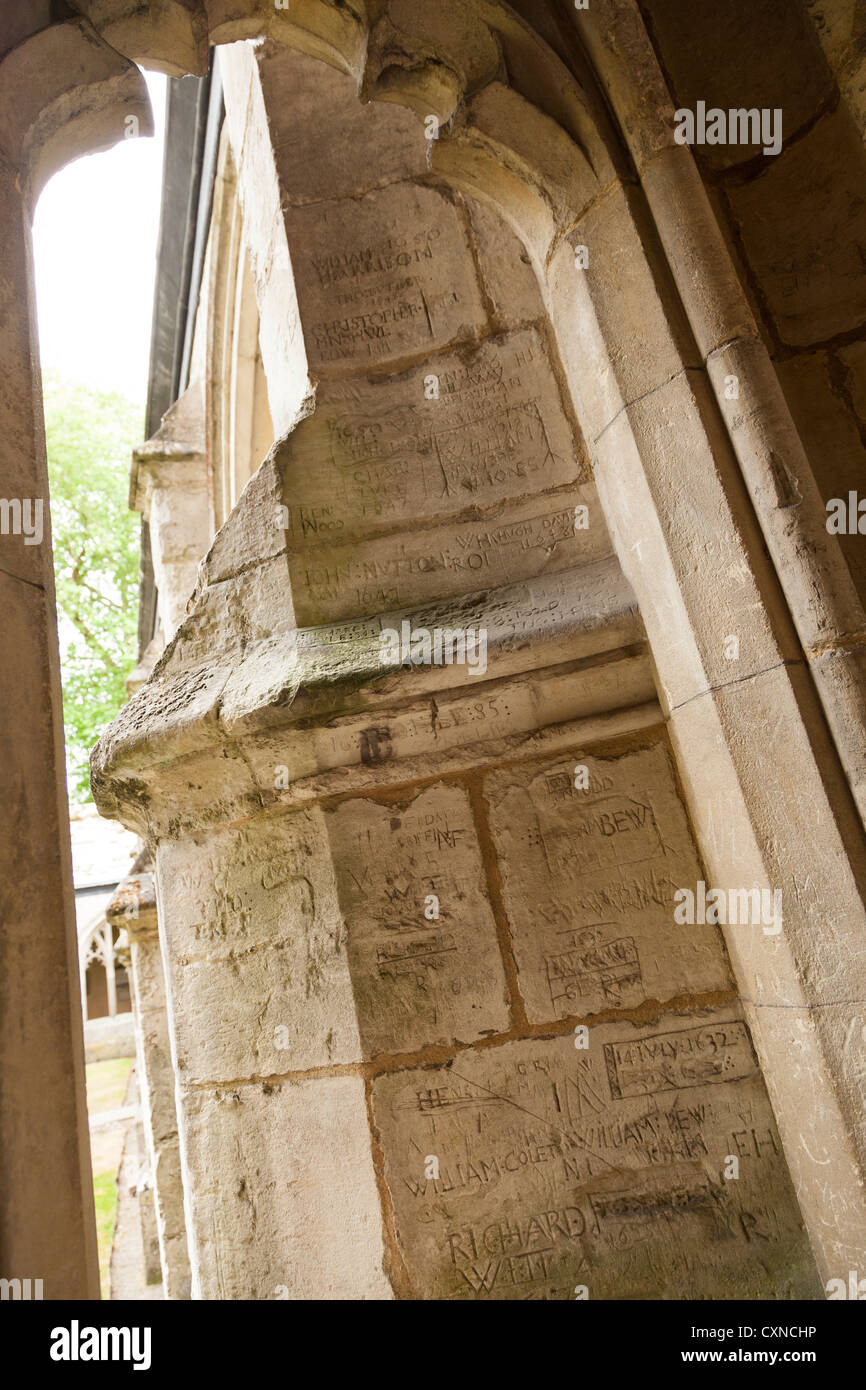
[43,370,141,803]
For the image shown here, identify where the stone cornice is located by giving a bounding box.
[91,558,651,834]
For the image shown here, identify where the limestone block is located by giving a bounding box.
[0,566,99,1296]
[811,642,866,813]
[172,553,297,670]
[122,900,192,1299]
[236,636,653,798]
[133,997,181,1159]
[212,558,639,734]
[639,0,830,171]
[728,108,866,346]
[260,45,425,202]
[568,0,681,169]
[326,784,510,1055]
[484,740,732,1025]
[91,661,231,811]
[0,158,51,591]
[286,182,487,374]
[709,340,866,650]
[139,1181,162,1288]
[668,662,866,1015]
[543,237,626,446]
[776,349,866,606]
[156,809,363,1080]
[638,144,759,356]
[73,0,206,77]
[219,41,310,439]
[180,1076,392,1300]
[462,80,609,230]
[291,488,607,625]
[130,933,166,1016]
[276,326,588,543]
[741,998,866,1275]
[593,371,801,712]
[551,183,701,418]
[198,454,289,587]
[372,1017,822,1299]
[463,196,546,330]
[365,0,500,106]
[0,15,154,199]
[92,561,647,833]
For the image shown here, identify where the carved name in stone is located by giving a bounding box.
[372,1019,821,1299]
[279,328,586,539]
[289,185,487,373]
[156,812,362,1080]
[293,490,604,624]
[326,784,510,1055]
[484,741,732,1023]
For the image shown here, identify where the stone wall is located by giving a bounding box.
[89,28,848,1298]
[7,0,865,1304]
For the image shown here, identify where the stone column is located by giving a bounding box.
[0,13,150,1298]
[130,382,212,643]
[0,155,100,1298]
[108,868,192,1299]
[93,43,823,1301]
[540,123,866,1283]
[132,1119,163,1289]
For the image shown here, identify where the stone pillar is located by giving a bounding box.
[0,13,150,1298]
[108,868,192,1299]
[540,120,866,1283]
[93,43,823,1301]
[0,154,100,1298]
[569,0,866,833]
[132,1118,163,1289]
[130,382,212,643]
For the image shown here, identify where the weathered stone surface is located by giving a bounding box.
[547,183,700,437]
[463,196,546,331]
[92,560,646,824]
[291,489,606,625]
[776,349,866,607]
[639,0,831,170]
[326,785,510,1055]
[288,183,487,375]
[277,326,587,541]
[238,634,653,798]
[220,40,310,440]
[180,1075,392,1300]
[372,1018,822,1299]
[131,383,211,640]
[728,109,866,346]
[73,6,866,1305]
[260,44,425,201]
[128,926,192,1300]
[484,740,732,1024]
[156,809,363,1080]
[592,370,801,713]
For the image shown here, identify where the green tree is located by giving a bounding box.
[43,370,142,802]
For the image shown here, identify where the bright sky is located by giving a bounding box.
[32,70,167,407]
